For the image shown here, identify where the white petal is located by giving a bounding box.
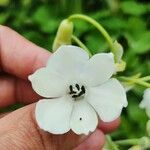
[35,96,73,134]
[47,45,89,80]
[139,88,150,109]
[70,100,98,135]
[139,88,150,118]
[80,53,116,86]
[87,78,127,122]
[29,67,67,98]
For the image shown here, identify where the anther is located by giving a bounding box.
[69,85,76,94]
[81,86,85,94]
[75,84,80,90]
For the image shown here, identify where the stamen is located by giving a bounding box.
[75,84,80,90]
[69,85,76,94]
[69,85,73,92]
[81,86,85,94]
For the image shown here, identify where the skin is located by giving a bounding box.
[0,25,120,150]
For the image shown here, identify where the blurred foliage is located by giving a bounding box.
[0,0,150,149]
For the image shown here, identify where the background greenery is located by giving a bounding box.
[0,0,150,149]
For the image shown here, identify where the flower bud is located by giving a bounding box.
[52,19,74,52]
[139,88,150,118]
[128,145,141,150]
[139,136,150,149]
[115,60,126,72]
[113,40,126,72]
[113,40,123,63]
[146,120,150,137]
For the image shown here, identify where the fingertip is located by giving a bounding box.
[74,129,105,150]
[99,118,121,133]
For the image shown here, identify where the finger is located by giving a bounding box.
[99,118,121,133]
[0,113,9,119]
[0,104,100,150]
[0,75,40,108]
[0,25,50,79]
[74,129,105,150]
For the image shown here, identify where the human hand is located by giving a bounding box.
[0,25,120,150]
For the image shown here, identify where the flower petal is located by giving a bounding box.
[139,88,150,108]
[139,88,150,118]
[80,53,116,86]
[47,45,89,80]
[87,78,127,122]
[29,67,67,98]
[70,100,98,135]
[35,96,73,134]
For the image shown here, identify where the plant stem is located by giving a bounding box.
[141,76,150,81]
[115,139,139,146]
[119,76,150,88]
[68,14,117,61]
[131,73,141,79]
[106,135,119,150]
[71,35,92,57]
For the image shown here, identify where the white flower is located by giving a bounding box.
[140,88,150,117]
[29,45,127,135]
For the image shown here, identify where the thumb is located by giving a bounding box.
[0,104,104,150]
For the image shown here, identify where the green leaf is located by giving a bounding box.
[32,6,59,33]
[128,100,147,123]
[0,0,9,6]
[127,32,150,54]
[85,32,108,54]
[125,93,148,137]
[0,13,9,24]
[23,31,52,50]
[126,17,146,36]
[32,6,51,25]
[21,0,31,6]
[89,10,110,20]
[101,17,126,30]
[121,1,147,16]
[73,20,90,36]
[42,19,60,33]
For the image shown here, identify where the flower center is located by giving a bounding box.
[69,84,85,99]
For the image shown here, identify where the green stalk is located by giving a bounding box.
[68,14,117,61]
[106,135,119,150]
[115,139,139,146]
[71,35,92,57]
[141,76,150,81]
[119,77,150,88]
